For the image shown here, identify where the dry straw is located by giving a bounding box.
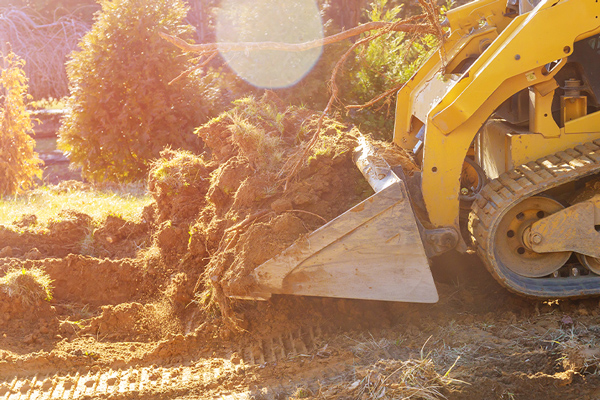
[0,267,53,305]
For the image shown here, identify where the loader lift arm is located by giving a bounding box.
[397,0,600,250]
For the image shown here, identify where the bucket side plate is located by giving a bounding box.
[245,180,438,303]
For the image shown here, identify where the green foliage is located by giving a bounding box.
[149,148,208,190]
[224,97,290,172]
[58,0,236,183]
[0,51,43,196]
[197,94,315,173]
[343,0,438,139]
[29,97,66,110]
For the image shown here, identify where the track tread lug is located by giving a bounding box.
[546,154,562,166]
[585,151,600,163]
[498,187,513,199]
[488,179,503,191]
[556,150,574,163]
[475,194,486,208]
[498,175,520,193]
[518,164,544,184]
[469,141,600,299]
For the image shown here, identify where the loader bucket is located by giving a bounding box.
[230,136,438,303]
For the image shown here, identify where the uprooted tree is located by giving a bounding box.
[153,0,444,323]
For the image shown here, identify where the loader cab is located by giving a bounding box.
[495,35,600,129]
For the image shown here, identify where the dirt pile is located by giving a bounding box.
[92,214,150,258]
[148,149,212,226]
[146,92,417,324]
[0,210,149,260]
[78,302,180,342]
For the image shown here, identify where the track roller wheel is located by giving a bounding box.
[577,253,600,275]
[492,196,572,278]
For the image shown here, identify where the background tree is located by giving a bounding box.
[4,0,99,22]
[58,0,234,183]
[0,48,42,196]
[341,0,440,137]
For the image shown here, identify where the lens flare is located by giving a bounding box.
[216,0,323,89]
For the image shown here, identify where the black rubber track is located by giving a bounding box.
[470,141,600,298]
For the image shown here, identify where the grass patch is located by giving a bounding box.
[149,149,208,188]
[0,267,53,304]
[0,183,152,226]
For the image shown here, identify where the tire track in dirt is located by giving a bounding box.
[1,364,246,400]
[235,325,325,364]
[1,325,329,400]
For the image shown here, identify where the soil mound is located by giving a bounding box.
[148,149,213,225]
[0,210,92,259]
[0,211,150,260]
[0,267,53,324]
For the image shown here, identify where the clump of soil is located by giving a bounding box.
[219,213,308,296]
[12,214,37,228]
[92,214,149,258]
[79,301,181,342]
[0,267,54,326]
[148,149,213,225]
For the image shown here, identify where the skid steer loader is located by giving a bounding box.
[230,0,600,303]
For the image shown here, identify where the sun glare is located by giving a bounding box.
[216,0,323,89]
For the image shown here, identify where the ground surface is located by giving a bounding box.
[3,101,600,399]
[2,250,600,400]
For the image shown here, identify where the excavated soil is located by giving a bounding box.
[2,95,600,399]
